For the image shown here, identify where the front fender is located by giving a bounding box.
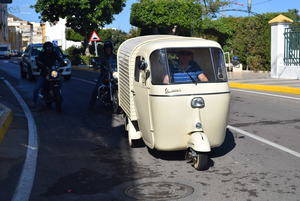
[187,132,211,152]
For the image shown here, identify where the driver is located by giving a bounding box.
[32,42,63,108]
[89,40,117,108]
[163,50,208,84]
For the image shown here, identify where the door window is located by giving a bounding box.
[135,56,141,82]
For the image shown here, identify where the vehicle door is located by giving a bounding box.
[133,55,153,145]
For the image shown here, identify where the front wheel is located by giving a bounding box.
[54,89,62,112]
[193,152,208,171]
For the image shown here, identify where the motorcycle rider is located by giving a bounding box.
[89,40,117,108]
[32,41,63,108]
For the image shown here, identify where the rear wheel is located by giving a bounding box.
[26,66,34,81]
[126,118,140,148]
[128,133,140,148]
[193,152,209,171]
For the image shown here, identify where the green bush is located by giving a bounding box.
[199,10,300,71]
[79,55,92,65]
[65,46,84,65]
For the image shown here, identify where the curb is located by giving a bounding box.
[0,103,13,143]
[229,82,300,95]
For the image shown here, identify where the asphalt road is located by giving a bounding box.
[0,59,299,201]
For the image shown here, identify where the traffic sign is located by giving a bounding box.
[52,40,58,46]
[89,31,101,42]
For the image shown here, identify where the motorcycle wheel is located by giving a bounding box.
[54,89,62,112]
[98,85,109,106]
[112,89,119,113]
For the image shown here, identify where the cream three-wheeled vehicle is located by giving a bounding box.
[118,35,230,170]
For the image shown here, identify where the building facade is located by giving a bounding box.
[8,26,22,50]
[0,3,8,44]
[31,22,43,44]
[8,14,35,50]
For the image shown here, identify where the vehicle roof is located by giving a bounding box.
[118,35,221,56]
[28,43,62,49]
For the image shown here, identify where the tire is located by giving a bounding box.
[54,88,62,112]
[112,89,119,113]
[128,134,140,148]
[193,152,209,171]
[64,75,71,80]
[26,66,34,81]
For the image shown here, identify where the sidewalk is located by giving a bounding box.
[0,103,13,143]
[228,71,300,95]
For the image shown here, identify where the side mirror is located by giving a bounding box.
[139,60,147,71]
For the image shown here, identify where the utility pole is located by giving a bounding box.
[247,0,252,16]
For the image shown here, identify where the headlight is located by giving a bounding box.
[62,60,68,66]
[51,70,58,78]
[112,72,118,79]
[191,97,205,108]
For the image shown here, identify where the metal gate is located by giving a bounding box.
[284,26,300,66]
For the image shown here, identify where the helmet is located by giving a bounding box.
[43,42,54,51]
[103,40,113,49]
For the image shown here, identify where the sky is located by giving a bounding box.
[7,0,300,33]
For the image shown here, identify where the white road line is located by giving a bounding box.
[231,88,300,101]
[2,79,38,201]
[228,125,300,158]
[72,77,95,85]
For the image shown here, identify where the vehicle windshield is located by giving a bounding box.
[150,48,227,85]
[31,46,43,56]
[0,47,8,51]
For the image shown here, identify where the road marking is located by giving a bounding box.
[229,78,295,83]
[229,82,300,95]
[228,125,300,158]
[72,77,95,85]
[2,79,38,201]
[231,88,300,101]
[253,80,300,85]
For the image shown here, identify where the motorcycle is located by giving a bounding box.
[39,65,63,112]
[95,63,119,113]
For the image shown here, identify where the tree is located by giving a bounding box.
[66,28,84,42]
[127,27,141,38]
[199,11,300,71]
[34,0,126,52]
[130,0,231,36]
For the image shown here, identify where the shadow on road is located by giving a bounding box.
[210,128,236,158]
[146,128,235,168]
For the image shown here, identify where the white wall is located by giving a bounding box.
[45,18,67,50]
[66,40,82,49]
[45,18,82,50]
[270,22,300,79]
